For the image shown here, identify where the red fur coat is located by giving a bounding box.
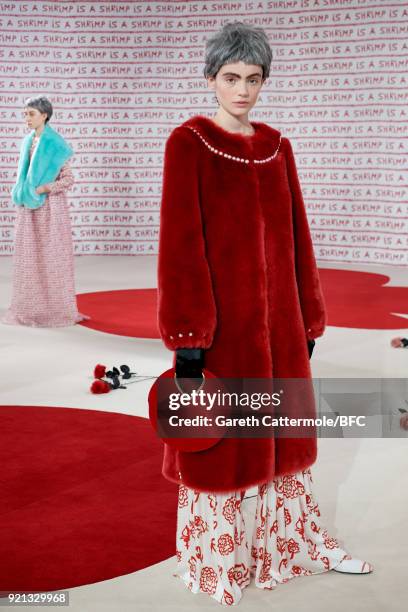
[157,114,326,493]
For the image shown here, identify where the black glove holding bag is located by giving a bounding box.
[176,342,314,378]
[307,339,315,359]
[175,348,205,379]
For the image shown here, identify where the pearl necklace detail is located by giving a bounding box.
[184,125,281,165]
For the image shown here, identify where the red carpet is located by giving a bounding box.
[77,288,158,337]
[77,271,408,338]
[319,269,408,329]
[0,405,177,594]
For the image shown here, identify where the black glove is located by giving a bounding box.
[175,348,205,379]
[307,339,315,359]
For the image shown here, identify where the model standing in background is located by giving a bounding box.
[158,22,373,606]
[2,96,88,327]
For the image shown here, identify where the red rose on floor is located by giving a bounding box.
[94,364,106,378]
[90,380,111,394]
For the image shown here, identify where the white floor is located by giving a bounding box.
[0,255,407,611]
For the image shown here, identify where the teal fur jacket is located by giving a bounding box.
[11,123,73,209]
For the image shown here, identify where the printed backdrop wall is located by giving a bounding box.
[0,0,407,264]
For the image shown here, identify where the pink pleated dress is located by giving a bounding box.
[2,136,88,327]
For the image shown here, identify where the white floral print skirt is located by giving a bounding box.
[175,468,349,606]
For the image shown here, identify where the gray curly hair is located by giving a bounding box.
[204,21,273,80]
[24,96,53,123]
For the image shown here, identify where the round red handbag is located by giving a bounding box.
[148,367,230,452]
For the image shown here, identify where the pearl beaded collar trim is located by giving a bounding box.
[184,125,281,165]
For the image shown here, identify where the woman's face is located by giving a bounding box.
[23,107,47,130]
[207,61,265,117]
